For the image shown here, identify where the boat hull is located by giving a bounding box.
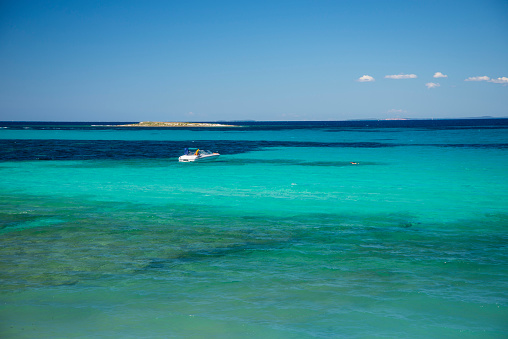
[178,154,220,162]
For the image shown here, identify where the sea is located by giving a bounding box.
[1,119,507,338]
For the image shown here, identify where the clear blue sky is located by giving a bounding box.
[1,0,507,121]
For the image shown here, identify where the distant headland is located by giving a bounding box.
[115,121,238,127]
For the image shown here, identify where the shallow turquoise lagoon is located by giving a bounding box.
[1,122,507,337]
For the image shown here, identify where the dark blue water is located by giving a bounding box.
[1,118,508,129]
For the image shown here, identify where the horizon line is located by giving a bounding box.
[1,116,508,123]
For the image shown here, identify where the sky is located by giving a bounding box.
[0,0,507,121]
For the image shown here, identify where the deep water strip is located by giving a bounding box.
[2,139,506,161]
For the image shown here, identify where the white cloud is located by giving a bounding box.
[465,76,490,82]
[357,75,375,82]
[384,73,417,79]
[489,77,508,84]
[425,82,440,89]
[465,75,508,84]
[433,72,447,78]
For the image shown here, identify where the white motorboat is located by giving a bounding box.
[178,148,220,162]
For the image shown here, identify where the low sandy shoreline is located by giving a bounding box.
[115,121,238,127]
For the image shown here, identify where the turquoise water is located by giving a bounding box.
[1,122,507,337]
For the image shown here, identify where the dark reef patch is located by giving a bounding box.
[0,139,397,161]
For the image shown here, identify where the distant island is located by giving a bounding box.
[115,121,238,127]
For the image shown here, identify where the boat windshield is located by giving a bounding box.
[182,148,214,156]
